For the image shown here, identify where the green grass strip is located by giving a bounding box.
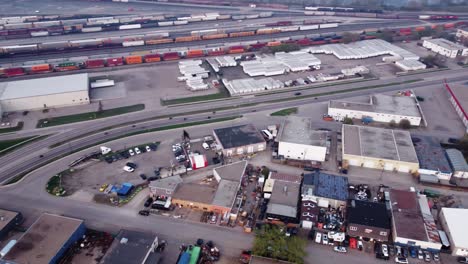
[37,104,145,128]
[0,122,24,134]
[0,135,48,156]
[271,107,298,116]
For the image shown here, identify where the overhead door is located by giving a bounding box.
[363,160,375,168]
[348,159,359,166]
[398,166,410,173]
[384,163,394,171]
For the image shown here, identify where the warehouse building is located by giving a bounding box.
[100,229,160,264]
[342,125,419,173]
[422,38,468,58]
[223,78,284,96]
[439,208,468,256]
[213,124,266,157]
[0,209,23,240]
[395,59,427,72]
[414,136,452,183]
[446,149,468,187]
[277,117,328,162]
[0,74,89,112]
[2,213,86,264]
[328,94,422,126]
[301,172,348,208]
[389,189,442,251]
[456,28,468,41]
[347,200,391,242]
[172,161,246,216]
[266,180,301,225]
[148,175,183,196]
[446,82,468,133]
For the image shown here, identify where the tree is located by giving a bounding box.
[252,225,306,264]
[389,120,397,128]
[399,119,411,129]
[343,117,354,125]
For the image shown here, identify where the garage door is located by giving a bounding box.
[363,161,375,168]
[348,159,359,166]
[247,146,254,153]
[384,163,394,171]
[398,166,410,173]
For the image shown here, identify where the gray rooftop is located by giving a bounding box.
[266,203,297,218]
[446,148,468,172]
[3,213,84,264]
[343,125,419,163]
[278,116,328,146]
[214,124,265,149]
[100,229,160,264]
[148,175,182,191]
[0,208,19,231]
[212,179,240,209]
[0,73,88,100]
[413,136,451,173]
[330,94,421,118]
[311,172,349,201]
[446,83,468,120]
[269,180,300,208]
[214,160,247,182]
[426,38,466,51]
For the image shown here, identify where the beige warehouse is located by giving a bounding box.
[0,73,89,112]
[342,125,419,173]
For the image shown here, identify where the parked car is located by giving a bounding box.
[129,149,135,156]
[139,146,146,153]
[138,210,150,216]
[433,252,440,261]
[209,214,217,224]
[202,142,210,150]
[409,247,417,258]
[134,147,141,155]
[401,247,408,258]
[458,257,468,263]
[382,244,389,257]
[146,145,151,152]
[104,157,113,164]
[149,143,158,151]
[294,92,302,96]
[396,246,402,256]
[357,240,363,251]
[449,137,460,144]
[315,232,322,244]
[99,184,108,192]
[123,165,135,172]
[395,257,409,264]
[322,234,328,245]
[418,249,424,260]
[126,162,137,168]
[144,197,153,207]
[139,174,147,180]
[333,246,347,253]
[424,251,431,262]
[147,176,159,181]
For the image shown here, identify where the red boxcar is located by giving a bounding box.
[86,59,105,68]
[163,52,180,61]
[207,50,226,56]
[106,57,124,66]
[297,39,312,46]
[4,67,26,77]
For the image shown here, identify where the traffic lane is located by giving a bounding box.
[0,20,426,64]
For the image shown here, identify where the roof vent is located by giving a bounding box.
[120,238,128,244]
[283,185,288,194]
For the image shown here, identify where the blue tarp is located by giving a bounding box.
[117,183,133,196]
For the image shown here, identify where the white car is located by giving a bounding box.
[123,166,135,172]
[382,244,389,257]
[396,246,402,256]
[322,234,328,245]
[395,257,408,264]
[128,149,135,156]
[315,232,322,244]
[418,249,424,260]
[202,142,210,150]
[146,145,151,152]
[134,147,141,155]
[333,246,347,253]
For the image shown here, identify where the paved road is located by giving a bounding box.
[0,20,426,64]
[0,67,467,184]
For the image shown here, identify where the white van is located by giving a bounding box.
[315,232,322,244]
[261,129,273,140]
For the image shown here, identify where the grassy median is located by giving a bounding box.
[0,122,24,134]
[37,104,145,128]
[271,108,298,116]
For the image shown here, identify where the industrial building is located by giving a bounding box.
[0,74,89,112]
[389,189,442,251]
[328,94,422,126]
[342,125,419,173]
[277,117,328,162]
[300,201,319,230]
[446,149,468,187]
[213,124,266,157]
[456,28,468,41]
[0,209,23,240]
[178,60,209,91]
[172,161,247,216]
[347,200,391,242]
[301,172,348,208]
[148,175,183,196]
[2,213,86,264]
[100,229,160,264]
[266,180,301,225]
[446,82,468,133]
[395,59,427,72]
[439,208,468,256]
[223,77,284,96]
[422,38,468,58]
[414,136,452,183]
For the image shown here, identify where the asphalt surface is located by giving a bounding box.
[0,20,426,65]
[1,67,467,184]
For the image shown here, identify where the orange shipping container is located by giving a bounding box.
[175,36,200,42]
[267,41,281,47]
[202,33,228,40]
[228,48,244,54]
[31,64,50,72]
[187,49,204,57]
[257,29,280,35]
[444,23,454,29]
[229,31,255,38]
[415,26,425,32]
[144,54,161,62]
[125,55,143,64]
[146,38,174,45]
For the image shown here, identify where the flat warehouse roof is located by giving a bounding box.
[425,38,466,51]
[214,124,265,149]
[4,213,84,264]
[278,116,328,146]
[0,208,19,231]
[446,83,468,121]
[342,125,418,163]
[212,180,240,208]
[390,189,428,242]
[414,136,451,173]
[0,73,88,100]
[441,208,468,249]
[330,94,421,117]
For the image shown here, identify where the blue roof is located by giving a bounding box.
[413,136,452,173]
[303,173,315,186]
[312,172,349,201]
[117,183,133,196]
[445,149,468,172]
